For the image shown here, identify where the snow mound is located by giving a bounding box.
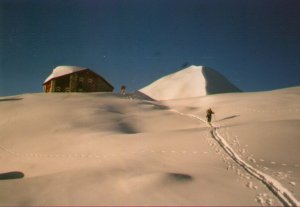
[139,65,241,100]
[1,86,300,206]
[44,66,87,83]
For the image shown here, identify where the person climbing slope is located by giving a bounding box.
[120,85,126,95]
[206,108,214,126]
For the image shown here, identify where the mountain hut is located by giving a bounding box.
[43,66,114,93]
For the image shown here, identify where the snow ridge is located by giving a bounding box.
[169,109,300,207]
[139,65,241,100]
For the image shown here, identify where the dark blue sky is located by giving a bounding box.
[1,0,300,96]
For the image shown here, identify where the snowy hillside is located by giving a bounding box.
[0,87,300,206]
[139,65,241,100]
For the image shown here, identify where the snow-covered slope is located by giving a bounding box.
[0,87,300,206]
[139,65,241,100]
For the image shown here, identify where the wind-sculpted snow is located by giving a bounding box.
[169,106,300,206]
[164,86,300,206]
[0,87,300,205]
[139,65,241,100]
[202,67,241,94]
[211,127,300,207]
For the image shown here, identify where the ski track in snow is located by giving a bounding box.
[1,101,299,206]
[169,108,300,207]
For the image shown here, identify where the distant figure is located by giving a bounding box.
[206,108,214,125]
[120,85,126,95]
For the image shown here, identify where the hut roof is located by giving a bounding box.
[43,66,88,84]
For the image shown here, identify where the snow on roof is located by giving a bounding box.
[139,65,241,100]
[44,66,87,83]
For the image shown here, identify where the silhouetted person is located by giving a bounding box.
[120,85,126,95]
[206,108,214,125]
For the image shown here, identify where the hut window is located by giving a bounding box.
[55,86,61,92]
[88,78,93,84]
[79,77,84,82]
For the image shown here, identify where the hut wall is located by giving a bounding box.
[43,82,51,92]
[54,75,70,92]
[43,69,114,93]
[76,70,113,92]
[50,80,56,92]
[69,73,78,92]
[95,77,113,91]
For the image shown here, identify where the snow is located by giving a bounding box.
[1,85,300,205]
[43,65,87,83]
[139,65,241,100]
[169,105,300,206]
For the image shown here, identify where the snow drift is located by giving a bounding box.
[0,86,300,206]
[139,65,241,100]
